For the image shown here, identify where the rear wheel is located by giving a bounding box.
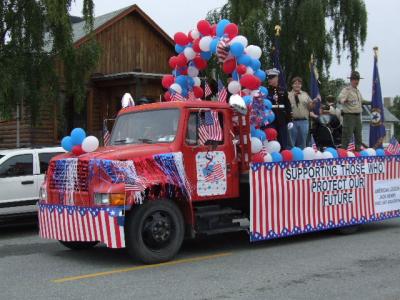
[58,241,99,250]
[336,225,360,235]
[126,200,184,264]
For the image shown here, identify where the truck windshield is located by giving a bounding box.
[110,109,180,145]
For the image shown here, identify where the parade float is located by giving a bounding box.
[38,19,400,264]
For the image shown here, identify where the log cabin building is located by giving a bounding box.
[0,5,174,148]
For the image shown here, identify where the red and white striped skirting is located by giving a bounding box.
[250,156,400,241]
[38,204,125,248]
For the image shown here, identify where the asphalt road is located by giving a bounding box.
[1,216,400,300]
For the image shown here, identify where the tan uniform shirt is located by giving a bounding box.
[338,85,363,114]
[288,90,312,119]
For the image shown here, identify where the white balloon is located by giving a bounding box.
[322,151,333,159]
[82,136,99,153]
[347,151,355,157]
[228,80,241,94]
[265,141,281,154]
[199,36,213,52]
[193,77,201,86]
[251,137,263,154]
[190,29,200,40]
[242,89,251,96]
[250,90,260,97]
[230,35,248,48]
[366,148,376,156]
[303,147,315,160]
[246,45,262,59]
[245,66,254,75]
[183,47,196,60]
[314,151,323,160]
[187,66,199,77]
[229,94,247,115]
[262,139,269,146]
[263,153,273,162]
[170,83,182,94]
[121,92,134,108]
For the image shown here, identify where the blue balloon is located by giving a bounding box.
[181,88,188,97]
[230,42,244,57]
[360,150,369,157]
[71,128,86,146]
[250,59,261,71]
[243,95,253,106]
[260,86,269,96]
[232,70,240,81]
[237,54,251,66]
[61,136,73,152]
[210,38,219,53]
[250,125,256,136]
[175,44,184,54]
[216,19,230,37]
[187,77,194,87]
[267,111,275,124]
[176,75,188,89]
[264,99,272,110]
[254,129,266,142]
[271,152,283,162]
[326,147,338,158]
[255,69,266,82]
[291,147,304,161]
[172,70,180,76]
[200,51,212,60]
[376,148,385,156]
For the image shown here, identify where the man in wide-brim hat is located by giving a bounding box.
[338,71,370,151]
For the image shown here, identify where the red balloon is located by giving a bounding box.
[176,54,187,67]
[162,75,175,89]
[354,152,361,157]
[192,39,201,53]
[337,148,348,158]
[240,74,261,90]
[236,64,247,75]
[187,30,194,42]
[194,56,207,70]
[193,86,203,98]
[223,58,236,74]
[180,66,188,75]
[264,128,278,141]
[72,145,84,156]
[174,32,189,46]
[164,91,171,101]
[168,56,178,69]
[252,152,264,163]
[197,20,211,36]
[224,23,239,39]
[281,150,293,161]
[210,24,217,36]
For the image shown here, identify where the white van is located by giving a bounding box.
[0,147,65,216]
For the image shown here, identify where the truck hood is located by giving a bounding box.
[56,144,175,161]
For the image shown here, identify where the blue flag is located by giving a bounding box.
[310,60,321,116]
[272,36,287,91]
[369,52,386,147]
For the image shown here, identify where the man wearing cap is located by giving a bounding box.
[266,68,293,150]
[338,71,370,151]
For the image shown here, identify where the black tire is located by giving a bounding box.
[58,241,99,250]
[126,200,184,264]
[336,225,361,235]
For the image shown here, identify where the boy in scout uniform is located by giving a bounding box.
[339,71,370,151]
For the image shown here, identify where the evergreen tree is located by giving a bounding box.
[207,0,367,90]
[389,95,400,140]
[0,0,99,123]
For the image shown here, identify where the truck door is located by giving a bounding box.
[181,108,239,201]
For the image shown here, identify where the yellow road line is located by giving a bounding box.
[52,252,232,283]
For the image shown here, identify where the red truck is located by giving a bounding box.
[38,100,400,264]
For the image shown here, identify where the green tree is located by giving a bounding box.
[319,77,346,101]
[0,0,99,123]
[389,95,400,140]
[207,0,367,90]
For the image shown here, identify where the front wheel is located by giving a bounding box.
[336,225,361,235]
[58,241,99,250]
[126,200,184,264]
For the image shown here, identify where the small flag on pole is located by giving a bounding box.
[216,37,230,63]
[171,91,186,102]
[311,136,318,151]
[188,90,196,101]
[103,121,111,146]
[198,111,223,145]
[204,80,212,98]
[387,136,400,155]
[347,137,355,151]
[217,79,227,103]
[310,56,321,116]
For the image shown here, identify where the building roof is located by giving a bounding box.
[362,105,399,123]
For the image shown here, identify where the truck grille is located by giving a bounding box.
[48,159,89,192]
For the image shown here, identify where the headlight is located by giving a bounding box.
[94,193,125,206]
[39,186,47,202]
[94,193,110,205]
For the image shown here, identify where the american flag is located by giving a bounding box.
[204,163,224,182]
[204,80,212,98]
[347,137,355,151]
[188,90,196,101]
[171,91,186,102]
[216,38,230,63]
[125,182,144,192]
[311,136,318,151]
[387,136,400,155]
[198,111,223,144]
[217,79,227,103]
[103,122,111,146]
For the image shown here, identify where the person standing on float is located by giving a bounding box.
[266,68,293,150]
